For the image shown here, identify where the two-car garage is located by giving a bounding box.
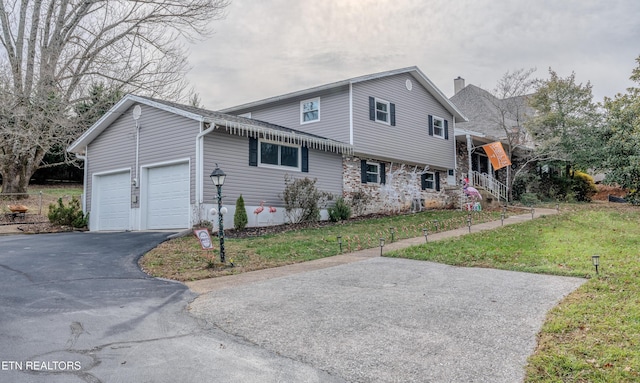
[91,162,190,231]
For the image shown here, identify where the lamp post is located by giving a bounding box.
[337,236,343,253]
[592,255,600,275]
[433,220,439,232]
[389,227,395,242]
[210,164,227,263]
[422,228,428,243]
[379,238,385,256]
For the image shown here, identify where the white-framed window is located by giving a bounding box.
[300,97,320,124]
[423,172,435,190]
[259,140,300,170]
[366,161,380,183]
[432,116,445,138]
[375,98,390,124]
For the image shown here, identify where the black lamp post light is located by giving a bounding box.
[531,208,535,219]
[433,220,439,232]
[422,228,428,243]
[389,227,395,242]
[501,211,505,226]
[337,236,343,253]
[379,238,385,256]
[467,217,472,233]
[210,164,227,263]
[592,255,600,275]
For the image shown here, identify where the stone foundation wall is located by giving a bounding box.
[342,156,455,216]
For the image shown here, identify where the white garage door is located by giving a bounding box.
[144,162,190,229]
[94,171,131,231]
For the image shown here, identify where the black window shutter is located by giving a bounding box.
[444,120,449,140]
[435,171,441,191]
[390,103,396,126]
[369,97,375,121]
[380,163,386,184]
[361,160,368,183]
[249,137,258,166]
[428,115,434,136]
[421,173,427,190]
[301,146,309,172]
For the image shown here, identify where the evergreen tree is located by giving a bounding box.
[234,195,248,230]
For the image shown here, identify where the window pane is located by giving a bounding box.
[280,146,299,167]
[260,142,278,165]
[376,102,388,113]
[303,110,318,121]
[366,163,379,183]
[376,101,388,122]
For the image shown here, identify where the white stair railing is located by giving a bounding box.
[471,171,508,202]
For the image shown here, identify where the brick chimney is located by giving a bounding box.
[454,76,465,95]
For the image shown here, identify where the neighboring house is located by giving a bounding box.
[450,77,534,202]
[221,67,467,214]
[67,95,351,231]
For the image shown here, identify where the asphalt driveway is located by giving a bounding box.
[0,232,342,383]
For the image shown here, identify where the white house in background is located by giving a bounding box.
[68,67,467,231]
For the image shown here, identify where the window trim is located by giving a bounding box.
[365,161,380,184]
[432,116,445,139]
[423,171,436,190]
[374,98,391,125]
[258,139,301,171]
[300,97,320,124]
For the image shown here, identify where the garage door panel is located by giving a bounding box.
[145,163,190,229]
[94,172,130,231]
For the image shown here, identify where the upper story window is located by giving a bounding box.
[428,115,448,139]
[368,97,396,126]
[259,140,300,170]
[375,99,390,124]
[432,116,445,138]
[300,97,320,124]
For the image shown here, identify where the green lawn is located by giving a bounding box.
[386,205,640,382]
[141,209,503,281]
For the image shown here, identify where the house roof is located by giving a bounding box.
[67,94,354,155]
[450,84,534,148]
[220,66,468,123]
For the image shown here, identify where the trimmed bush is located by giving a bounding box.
[328,196,351,222]
[570,171,597,202]
[234,194,248,230]
[280,175,331,223]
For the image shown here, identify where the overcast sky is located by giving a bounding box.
[185,0,639,110]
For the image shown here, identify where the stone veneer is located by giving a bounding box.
[342,156,457,216]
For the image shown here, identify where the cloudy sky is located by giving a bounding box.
[185,0,639,110]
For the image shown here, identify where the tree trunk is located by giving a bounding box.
[0,156,40,199]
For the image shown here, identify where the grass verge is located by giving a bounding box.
[386,204,640,382]
[140,209,503,281]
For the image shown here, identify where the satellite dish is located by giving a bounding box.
[132,105,142,120]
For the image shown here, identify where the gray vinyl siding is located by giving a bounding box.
[86,104,199,212]
[233,86,351,144]
[203,130,343,207]
[352,74,456,169]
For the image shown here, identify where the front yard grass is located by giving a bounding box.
[140,209,503,281]
[386,205,640,382]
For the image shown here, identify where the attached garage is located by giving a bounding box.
[142,162,190,230]
[92,171,131,231]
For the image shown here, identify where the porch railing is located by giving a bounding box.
[471,171,508,202]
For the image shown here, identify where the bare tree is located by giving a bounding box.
[0,0,229,196]
[482,68,536,200]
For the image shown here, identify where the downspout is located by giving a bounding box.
[196,121,216,205]
[452,114,457,183]
[77,148,88,214]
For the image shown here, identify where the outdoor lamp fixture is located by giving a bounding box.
[379,238,385,256]
[556,203,560,212]
[531,208,535,219]
[433,220,439,232]
[210,164,227,263]
[337,236,343,253]
[422,228,428,243]
[592,255,600,274]
[501,212,505,226]
[389,227,395,242]
[467,217,472,233]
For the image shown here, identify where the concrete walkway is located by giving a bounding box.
[187,207,559,294]
[187,207,585,383]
